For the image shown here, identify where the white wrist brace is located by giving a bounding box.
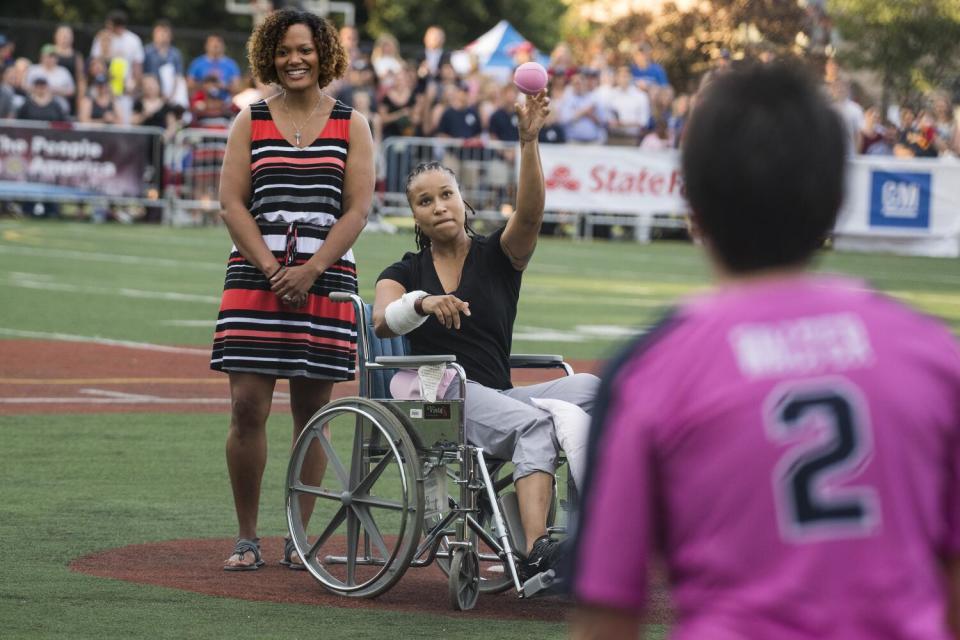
[384,290,430,335]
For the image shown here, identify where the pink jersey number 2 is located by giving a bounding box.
[764,376,881,543]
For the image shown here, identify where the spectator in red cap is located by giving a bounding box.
[509,40,537,67]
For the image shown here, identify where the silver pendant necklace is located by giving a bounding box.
[282,91,324,148]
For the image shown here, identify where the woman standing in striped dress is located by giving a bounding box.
[212,9,375,570]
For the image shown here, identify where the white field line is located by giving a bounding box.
[6,273,220,303]
[513,324,645,343]
[0,397,232,405]
[0,327,209,355]
[0,396,290,405]
[160,320,218,327]
[80,388,166,401]
[0,244,224,270]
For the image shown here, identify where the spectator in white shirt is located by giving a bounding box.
[558,70,607,144]
[599,65,650,145]
[25,44,74,116]
[829,79,864,155]
[371,33,403,81]
[90,10,144,90]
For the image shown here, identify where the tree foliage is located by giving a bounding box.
[30,0,568,57]
[828,0,960,101]
[564,0,813,91]
[363,0,567,51]
[37,0,251,32]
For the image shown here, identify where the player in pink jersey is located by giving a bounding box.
[570,62,960,639]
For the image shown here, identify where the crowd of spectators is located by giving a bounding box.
[1,9,959,160]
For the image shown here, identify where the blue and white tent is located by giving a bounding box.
[462,20,550,77]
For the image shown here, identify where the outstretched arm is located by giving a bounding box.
[373,279,471,338]
[500,91,550,271]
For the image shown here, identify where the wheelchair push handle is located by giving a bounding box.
[329,291,358,303]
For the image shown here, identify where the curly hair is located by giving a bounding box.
[246,9,348,89]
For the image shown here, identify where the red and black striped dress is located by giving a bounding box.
[210,98,357,380]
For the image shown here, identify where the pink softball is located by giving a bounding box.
[513,62,548,95]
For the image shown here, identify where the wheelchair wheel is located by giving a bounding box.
[286,397,424,599]
[448,548,480,611]
[436,466,514,595]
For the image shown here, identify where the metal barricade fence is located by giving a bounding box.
[161,132,685,239]
[163,127,230,226]
[378,136,519,222]
[378,137,684,240]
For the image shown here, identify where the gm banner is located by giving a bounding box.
[834,157,960,257]
[538,144,960,257]
[0,121,163,198]
[539,144,685,214]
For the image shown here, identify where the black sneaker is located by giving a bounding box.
[519,535,564,582]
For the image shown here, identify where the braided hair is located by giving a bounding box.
[405,161,477,251]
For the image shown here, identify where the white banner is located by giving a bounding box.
[539,143,960,257]
[540,144,686,214]
[834,157,960,257]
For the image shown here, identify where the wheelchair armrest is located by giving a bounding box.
[510,354,575,376]
[374,355,457,367]
[509,354,565,368]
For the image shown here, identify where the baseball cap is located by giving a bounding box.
[205,86,230,101]
[41,43,57,56]
[508,41,535,55]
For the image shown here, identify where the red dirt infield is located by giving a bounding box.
[70,536,673,622]
[0,339,599,415]
[13,339,674,622]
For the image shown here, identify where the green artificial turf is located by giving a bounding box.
[1,220,958,360]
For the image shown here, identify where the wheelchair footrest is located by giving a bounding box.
[521,569,564,598]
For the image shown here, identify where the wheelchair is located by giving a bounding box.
[285,292,576,611]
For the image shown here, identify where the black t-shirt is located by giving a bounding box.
[437,106,482,139]
[16,98,67,122]
[488,108,519,142]
[381,91,416,138]
[377,226,521,390]
[134,99,172,128]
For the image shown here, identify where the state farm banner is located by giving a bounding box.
[834,157,960,257]
[540,144,686,214]
[0,121,162,198]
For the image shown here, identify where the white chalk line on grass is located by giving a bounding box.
[0,244,224,270]
[0,327,209,355]
[81,388,167,401]
[5,273,220,304]
[0,396,289,405]
[160,320,218,327]
[513,324,646,343]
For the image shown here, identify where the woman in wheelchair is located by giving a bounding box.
[372,90,599,581]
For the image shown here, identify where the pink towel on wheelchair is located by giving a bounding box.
[389,368,457,401]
